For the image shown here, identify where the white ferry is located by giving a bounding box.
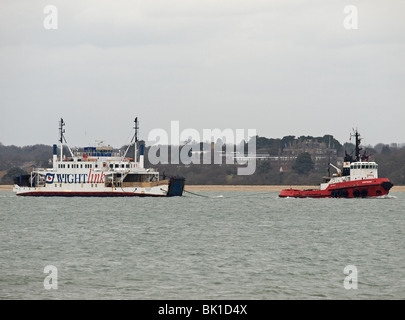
[13,118,185,197]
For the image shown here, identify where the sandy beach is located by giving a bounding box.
[185,185,317,192]
[2,184,404,192]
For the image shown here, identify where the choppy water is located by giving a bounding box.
[0,190,404,300]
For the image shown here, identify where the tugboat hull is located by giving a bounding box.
[279,178,393,198]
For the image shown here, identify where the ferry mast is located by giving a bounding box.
[124,117,139,163]
[58,118,73,160]
[134,117,139,163]
[59,118,66,160]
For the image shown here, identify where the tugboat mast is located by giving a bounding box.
[351,128,362,162]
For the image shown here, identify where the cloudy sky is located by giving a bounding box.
[0,0,404,148]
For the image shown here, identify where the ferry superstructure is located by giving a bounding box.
[279,129,393,198]
[13,118,185,197]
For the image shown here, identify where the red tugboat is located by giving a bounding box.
[279,130,393,198]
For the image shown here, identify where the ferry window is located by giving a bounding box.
[115,164,119,168]
[81,164,83,168]
[121,164,125,168]
[126,164,129,168]
[95,164,98,168]
[362,165,365,169]
[110,164,113,169]
[68,164,70,168]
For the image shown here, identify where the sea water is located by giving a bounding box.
[0,190,404,300]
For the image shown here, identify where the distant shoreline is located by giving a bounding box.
[2,184,405,192]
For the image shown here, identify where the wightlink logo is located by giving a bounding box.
[45,170,105,184]
[147,121,256,175]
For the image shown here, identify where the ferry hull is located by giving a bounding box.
[13,177,185,197]
[14,191,168,197]
[279,178,393,198]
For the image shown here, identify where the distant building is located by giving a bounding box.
[226,138,340,172]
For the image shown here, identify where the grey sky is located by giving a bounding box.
[1,0,404,148]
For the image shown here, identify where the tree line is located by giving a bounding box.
[1,137,404,185]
